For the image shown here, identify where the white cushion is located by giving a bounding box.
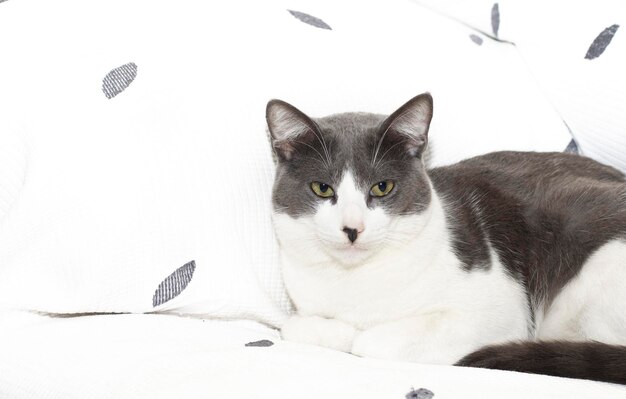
[412,0,626,172]
[0,0,570,325]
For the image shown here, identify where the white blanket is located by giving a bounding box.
[0,312,624,399]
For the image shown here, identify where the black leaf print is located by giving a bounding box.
[469,34,483,45]
[406,388,434,399]
[102,62,138,99]
[152,260,196,307]
[288,10,332,30]
[564,139,579,154]
[491,3,500,37]
[585,24,619,60]
[245,340,274,347]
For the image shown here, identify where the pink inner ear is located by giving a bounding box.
[381,125,428,158]
[403,131,428,155]
[273,140,295,161]
[273,126,320,161]
[267,100,317,143]
[380,93,433,158]
[390,108,430,139]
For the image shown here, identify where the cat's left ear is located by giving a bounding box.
[379,93,433,157]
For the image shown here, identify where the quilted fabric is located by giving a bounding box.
[0,0,570,325]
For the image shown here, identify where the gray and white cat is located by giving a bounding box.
[265,93,626,384]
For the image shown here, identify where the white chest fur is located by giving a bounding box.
[274,191,531,363]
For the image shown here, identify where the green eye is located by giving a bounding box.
[311,182,335,198]
[370,181,394,197]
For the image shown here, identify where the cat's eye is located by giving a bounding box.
[370,181,394,197]
[311,182,335,198]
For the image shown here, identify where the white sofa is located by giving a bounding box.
[0,0,625,397]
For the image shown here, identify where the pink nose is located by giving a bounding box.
[342,203,364,234]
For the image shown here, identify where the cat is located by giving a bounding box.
[265,93,626,384]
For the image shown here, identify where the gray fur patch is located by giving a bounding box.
[288,10,332,30]
[102,62,138,99]
[585,24,619,60]
[152,260,196,307]
[430,151,626,310]
[457,341,626,384]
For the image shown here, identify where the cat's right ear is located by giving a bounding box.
[266,99,319,162]
[378,93,433,158]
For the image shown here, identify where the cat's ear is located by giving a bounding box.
[379,93,433,157]
[266,99,319,162]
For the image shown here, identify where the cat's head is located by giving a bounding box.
[266,94,434,267]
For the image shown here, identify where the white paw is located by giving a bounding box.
[351,326,408,360]
[352,320,475,364]
[281,315,356,352]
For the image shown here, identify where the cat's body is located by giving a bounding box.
[266,94,626,384]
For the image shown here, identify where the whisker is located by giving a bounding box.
[374,139,407,169]
[293,140,330,169]
[372,107,415,166]
[289,120,331,169]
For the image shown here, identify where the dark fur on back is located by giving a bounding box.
[456,341,626,384]
[429,151,626,312]
[437,152,626,384]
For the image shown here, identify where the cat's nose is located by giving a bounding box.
[342,203,364,240]
[342,227,359,243]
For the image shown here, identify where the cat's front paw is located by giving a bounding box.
[281,315,356,353]
[351,326,408,360]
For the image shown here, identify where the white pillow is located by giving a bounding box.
[0,131,26,225]
[0,0,570,326]
[498,1,626,172]
[412,0,626,172]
